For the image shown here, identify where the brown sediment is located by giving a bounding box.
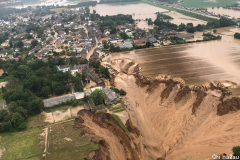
[112,59,240,160]
[74,110,141,160]
[75,59,240,160]
[217,97,240,116]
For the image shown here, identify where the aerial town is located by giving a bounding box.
[0,0,240,159]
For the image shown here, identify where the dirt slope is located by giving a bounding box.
[74,60,240,160]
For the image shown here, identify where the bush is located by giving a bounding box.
[232,146,240,156]
[17,122,27,131]
[1,121,12,132]
[119,89,127,96]
[110,87,120,93]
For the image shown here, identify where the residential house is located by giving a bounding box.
[0,50,7,57]
[43,94,76,108]
[102,88,120,105]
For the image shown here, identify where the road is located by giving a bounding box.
[86,36,98,59]
[80,24,99,59]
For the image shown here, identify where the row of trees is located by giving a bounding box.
[178,23,206,33]
[154,19,178,30]
[98,14,134,34]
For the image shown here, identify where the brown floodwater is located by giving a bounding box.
[104,27,240,86]
[90,3,207,29]
[207,7,240,18]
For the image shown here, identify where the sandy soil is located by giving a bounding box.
[44,112,54,123]
[113,110,129,125]
[0,69,3,76]
[112,60,240,160]
[44,106,85,123]
[53,109,72,122]
[78,111,128,160]
[71,106,85,117]
[40,127,48,156]
[0,82,7,88]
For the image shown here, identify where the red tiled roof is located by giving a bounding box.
[99,38,108,42]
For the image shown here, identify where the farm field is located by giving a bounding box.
[179,0,240,8]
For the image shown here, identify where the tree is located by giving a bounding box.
[0,110,8,122]
[5,76,19,91]
[7,101,18,112]
[31,39,38,47]
[12,112,25,128]
[7,48,14,54]
[213,29,217,33]
[1,121,12,132]
[119,32,129,40]
[52,82,65,95]
[41,86,52,98]
[119,89,127,96]
[83,95,89,102]
[234,33,240,39]
[15,107,28,119]
[146,42,151,48]
[17,41,24,48]
[196,24,206,31]
[93,10,96,14]
[17,65,30,79]
[232,146,240,156]
[90,89,104,105]
[102,40,109,49]
[27,99,44,115]
[65,28,69,34]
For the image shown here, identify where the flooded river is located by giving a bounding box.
[104,27,240,86]
[90,3,207,29]
[207,7,240,18]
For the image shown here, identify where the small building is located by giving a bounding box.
[43,94,76,108]
[149,37,157,43]
[172,33,194,40]
[102,88,120,105]
[88,99,105,112]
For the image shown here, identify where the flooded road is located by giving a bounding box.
[90,3,207,29]
[207,7,240,18]
[104,27,240,86]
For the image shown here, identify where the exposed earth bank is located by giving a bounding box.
[74,59,240,160]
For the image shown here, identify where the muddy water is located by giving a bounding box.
[104,27,240,86]
[90,3,207,29]
[207,7,240,18]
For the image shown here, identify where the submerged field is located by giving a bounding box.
[179,0,240,8]
[104,27,240,86]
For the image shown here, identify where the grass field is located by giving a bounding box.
[47,121,98,160]
[0,128,45,160]
[179,0,240,8]
[27,114,50,128]
[50,8,72,14]
[0,121,98,160]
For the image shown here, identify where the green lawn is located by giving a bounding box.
[45,105,70,113]
[27,114,50,128]
[0,128,45,160]
[141,0,174,10]
[0,121,99,160]
[179,0,240,8]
